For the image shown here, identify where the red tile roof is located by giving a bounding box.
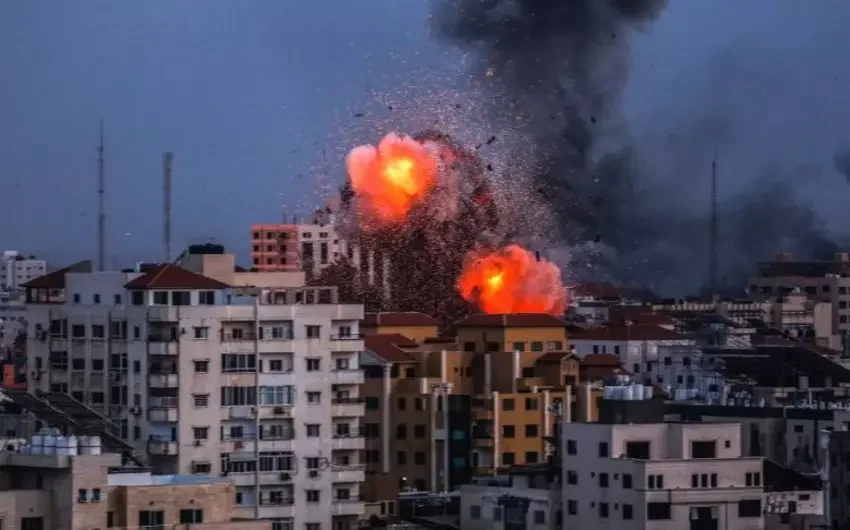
[362,312,439,327]
[364,334,418,363]
[455,313,566,328]
[580,353,629,381]
[571,325,686,342]
[124,264,230,290]
[535,351,573,364]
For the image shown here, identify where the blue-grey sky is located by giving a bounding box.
[1,0,849,268]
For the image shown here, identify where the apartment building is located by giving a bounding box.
[358,312,601,517]
[748,252,850,353]
[0,442,271,530]
[461,392,823,530]
[250,209,389,290]
[22,261,366,530]
[0,251,46,293]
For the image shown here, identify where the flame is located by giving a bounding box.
[457,244,567,316]
[346,133,439,228]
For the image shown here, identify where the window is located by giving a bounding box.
[646,502,671,520]
[622,473,632,488]
[193,327,209,339]
[179,509,203,524]
[414,424,426,438]
[738,499,761,518]
[692,440,717,459]
[397,451,407,465]
[306,325,321,339]
[622,504,633,520]
[567,440,577,454]
[647,474,664,489]
[530,341,543,351]
[91,324,104,338]
[397,397,407,410]
[598,442,609,457]
[193,360,209,373]
[469,505,481,519]
[625,440,650,459]
[566,470,578,484]
[525,397,538,410]
[306,490,320,503]
[414,451,426,465]
[193,394,208,407]
[138,510,165,529]
[152,291,168,305]
[396,425,407,439]
[21,518,44,530]
[199,291,215,305]
[598,502,609,518]
[534,510,546,524]
[193,427,209,440]
[525,451,539,463]
[525,424,538,437]
[501,452,515,465]
[365,397,379,410]
[512,341,525,351]
[567,500,578,515]
[502,425,515,438]
[745,472,761,486]
[306,358,321,371]
[502,398,515,411]
[599,472,609,487]
[78,489,87,502]
[221,354,256,373]
[306,424,320,437]
[306,391,321,404]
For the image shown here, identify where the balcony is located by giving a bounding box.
[259,405,293,420]
[148,373,179,388]
[330,369,365,385]
[331,496,365,517]
[147,438,178,456]
[331,398,365,417]
[330,465,366,483]
[148,407,178,423]
[329,336,365,352]
[147,341,178,356]
[332,431,365,451]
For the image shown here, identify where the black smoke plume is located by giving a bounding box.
[431,0,843,294]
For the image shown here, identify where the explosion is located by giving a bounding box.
[346,132,439,229]
[458,244,567,316]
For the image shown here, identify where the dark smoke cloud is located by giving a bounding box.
[836,148,850,183]
[432,0,844,295]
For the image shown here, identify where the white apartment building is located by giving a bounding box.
[0,250,46,292]
[23,263,366,530]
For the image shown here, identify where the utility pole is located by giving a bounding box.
[97,119,106,272]
[709,150,718,297]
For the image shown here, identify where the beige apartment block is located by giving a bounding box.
[22,257,367,530]
[0,451,270,530]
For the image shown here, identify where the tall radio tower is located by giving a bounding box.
[97,120,106,272]
[709,149,718,297]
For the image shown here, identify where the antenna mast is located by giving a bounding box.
[709,150,718,297]
[163,152,174,262]
[97,120,106,272]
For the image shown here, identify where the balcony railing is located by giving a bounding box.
[330,333,364,340]
[259,498,295,506]
[148,334,177,343]
[331,398,365,405]
[149,396,178,408]
[332,428,364,439]
[333,495,364,503]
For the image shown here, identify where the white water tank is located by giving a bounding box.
[633,384,644,401]
[56,436,78,456]
[81,436,102,456]
[42,434,57,455]
[30,433,44,455]
[644,386,654,400]
[623,385,634,401]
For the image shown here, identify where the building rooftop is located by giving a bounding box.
[124,264,231,290]
[455,313,565,328]
[364,334,417,363]
[362,312,439,327]
[21,260,92,289]
[571,324,686,341]
[107,472,228,486]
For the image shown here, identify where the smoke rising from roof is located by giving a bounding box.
[431,0,846,294]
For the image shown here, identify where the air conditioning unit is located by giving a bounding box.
[280,472,291,481]
[309,470,319,478]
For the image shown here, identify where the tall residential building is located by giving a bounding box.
[22,260,366,530]
[0,251,46,292]
[250,208,389,289]
[358,312,602,518]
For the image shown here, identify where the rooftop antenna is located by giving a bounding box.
[709,148,718,297]
[97,119,106,272]
[163,152,174,262]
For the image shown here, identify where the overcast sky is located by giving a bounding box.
[1,0,848,267]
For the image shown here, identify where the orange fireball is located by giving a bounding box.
[457,244,567,316]
[346,133,438,228]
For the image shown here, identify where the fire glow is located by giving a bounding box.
[345,133,439,228]
[457,244,567,316]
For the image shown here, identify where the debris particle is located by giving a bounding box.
[485,135,497,145]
